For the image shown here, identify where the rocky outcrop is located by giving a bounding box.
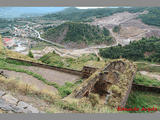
[0,91,42,113]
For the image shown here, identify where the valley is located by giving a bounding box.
[0,7,160,113]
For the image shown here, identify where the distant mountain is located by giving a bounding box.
[42,22,114,48]
[0,7,67,18]
[43,7,146,21]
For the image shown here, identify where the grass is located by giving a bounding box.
[57,79,83,98]
[133,73,160,87]
[136,62,160,73]
[0,35,6,58]
[1,73,160,113]
[0,58,84,98]
[0,58,60,91]
[0,76,59,103]
[0,75,117,113]
[1,58,32,66]
[30,40,52,50]
[126,90,160,113]
[39,52,106,70]
[51,98,118,113]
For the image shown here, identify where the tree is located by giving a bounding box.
[113,25,121,33]
[28,50,34,58]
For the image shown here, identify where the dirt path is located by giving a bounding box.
[139,71,160,81]
[0,69,57,92]
[135,62,160,67]
[19,66,81,85]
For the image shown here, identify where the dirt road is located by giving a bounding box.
[139,71,160,81]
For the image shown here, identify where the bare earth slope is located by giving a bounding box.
[91,11,160,46]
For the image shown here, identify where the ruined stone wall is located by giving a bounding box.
[7,57,82,76]
[106,59,137,107]
[67,59,137,108]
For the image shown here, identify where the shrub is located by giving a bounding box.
[28,50,34,58]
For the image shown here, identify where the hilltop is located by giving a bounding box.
[42,22,114,48]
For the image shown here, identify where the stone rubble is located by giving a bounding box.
[0,90,42,113]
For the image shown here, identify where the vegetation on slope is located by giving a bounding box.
[28,50,34,58]
[126,90,160,113]
[42,22,113,47]
[0,58,79,98]
[0,35,6,57]
[43,7,160,27]
[43,7,146,22]
[136,62,160,73]
[100,37,160,63]
[133,73,160,87]
[39,51,106,70]
[0,18,27,29]
[139,7,160,27]
[113,25,121,33]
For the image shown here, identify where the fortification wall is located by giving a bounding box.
[7,57,82,76]
[7,57,160,94]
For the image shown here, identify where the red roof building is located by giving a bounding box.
[3,38,11,42]
[3,38,14,48]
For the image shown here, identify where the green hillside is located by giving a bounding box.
[42,22,113,48]
[99,37,160,63]
[139,7,160,27]
[43,7,145,22]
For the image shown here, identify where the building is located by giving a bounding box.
[3,38,15,48]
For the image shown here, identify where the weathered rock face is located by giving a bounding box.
[67,59,137,108]
[0,91,42,113]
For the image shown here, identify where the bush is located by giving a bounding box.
[133,73,160,87]
[28,50,34,58]
[113,25,121,33]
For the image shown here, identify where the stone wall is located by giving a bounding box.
[67,59,137,108]
[7,57,82,76]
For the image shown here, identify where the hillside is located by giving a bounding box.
[39,51,105,70]
[43,7,146,22]
[99,37,160,63]
[139,7,160,27]
[42,22,114,48]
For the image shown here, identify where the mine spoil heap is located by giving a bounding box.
[66,59,137,108]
